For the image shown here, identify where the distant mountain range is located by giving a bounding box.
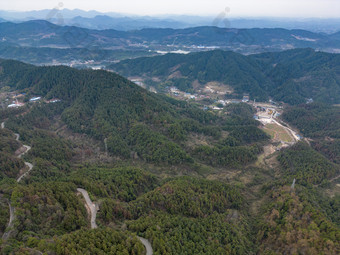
[69,15,189,30]
[0,9,113,20]
[0,9,190,30]
[0,20,339,55]
[1,9,340,33]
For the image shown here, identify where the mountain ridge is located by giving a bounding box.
[0,20,339,51]
[109,48,340,104]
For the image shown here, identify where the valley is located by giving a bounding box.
[0,2,340,254]
[0,44,339,254]
[0,21,340,255]
[0,20,340,67]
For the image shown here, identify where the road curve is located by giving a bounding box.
[18,145,31,158]
[17,162,33,183]
[1,121,34,182]
[138,236,153,255]
[76,188,153,254]
[77,188,98,229]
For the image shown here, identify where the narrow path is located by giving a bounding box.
[315,174,340,187]
[329,174,340,183]
[2,202,15,240]
[77,188,153,254]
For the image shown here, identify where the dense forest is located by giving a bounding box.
[282,103,340,164]
[257,186,340,254]
[110,48,340,104]
[0,59,339,254]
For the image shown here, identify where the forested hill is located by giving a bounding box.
[0,58,205,134]
[109,48,340,104]
[0,58,269,166]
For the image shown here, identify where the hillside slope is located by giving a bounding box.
[0,58,268,167]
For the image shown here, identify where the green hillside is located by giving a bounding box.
[0,59,339,254]
[0,58,267,168]
[110,48,340,104]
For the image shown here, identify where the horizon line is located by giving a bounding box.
[1,8,340,20]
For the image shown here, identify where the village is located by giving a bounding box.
[0,91,61,109]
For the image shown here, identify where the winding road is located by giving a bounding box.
[2,202,15,240]
[1,121,34,240]
[1,121,33,182]
[77,188,153,255]
[16,162,33,183]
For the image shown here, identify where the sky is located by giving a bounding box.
[1,0,340,18]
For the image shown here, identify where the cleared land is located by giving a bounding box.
[262,123,294,143]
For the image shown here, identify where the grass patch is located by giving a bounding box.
[263,123,293,143]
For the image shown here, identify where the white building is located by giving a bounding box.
[29,97,41,102]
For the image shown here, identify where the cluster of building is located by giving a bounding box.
[168,87,196,99]
[8,100,25,108]
[5,94,61,108]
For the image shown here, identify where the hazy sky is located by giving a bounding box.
[1,0,340,18]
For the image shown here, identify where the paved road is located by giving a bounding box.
[76,188,153,254]
[2,202,15,240]
[77,188,98,229]
[138,236,153,255]
[18,145,31,158]
[17,162,33,183]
